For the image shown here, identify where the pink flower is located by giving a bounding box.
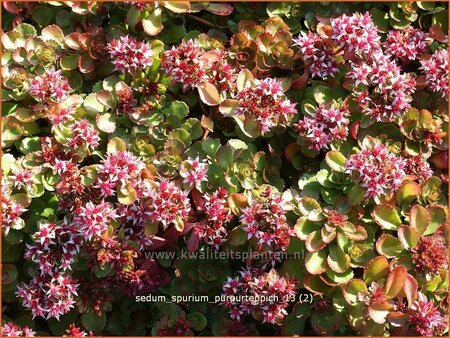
[222,268,296,324]
[9,167,33,190]
[116,202,154,249]
[16,272,79,320]
[293,31,339,79]
[348,53,416,121]
[207,50,238,94]
[24,221,84,274]
[331,12,381,56]
[404,155,433,182]
[195,188,233,249]
[384,26,428,61]
[95,151,145,197]
[420,49,449,98]
[106,35,153,74]
[1,323,36,337]
[146,179,191,230]
[67,119,100,151]
[180,157,209,188]
[161,40,208,90]
[241,187,293,251]
[1,193,27,235]
[64,324,89,337]
[29,68,72,103]
[345,143,407,198]
[411,234,448,276]
[234,78,297,134]
[409,292,447,336]
[74,201,117,240]
[297,102,350,150]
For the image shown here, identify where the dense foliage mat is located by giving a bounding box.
[1,1,449,336]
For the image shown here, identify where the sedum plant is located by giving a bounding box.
[1,1,448,337]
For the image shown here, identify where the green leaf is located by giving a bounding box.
[305,250,327,275]
[201,138,221,158]
[96,113,116,133]
[186,312,207,331]
[327,244,350,273]
[396,182,421,207]
[81,312,107,332]
[163,100,189,125]
[343,279,367,304]
[325,151,346,172]
[370,8,390,32]
[376,234,404,258]
[372,204,402,230]
[32,6,55,26]
[107,137,127,153]
[197,82,220,106]
[60,53,79,70]
[364,256,390,284]
[298,197,323,221]
[409,205,430,235]
[16,136,41,154]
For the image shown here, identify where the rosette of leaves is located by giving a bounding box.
[152,139,185,179]
[228,16,295,72]
[373,203,447,285]
[126,2,233,38]
[151,303,207,336]
[61,26,109,75]
[283,297,344,336]
[2,24,64,72]
[170,257,230,310]
[386,2,448,31]
[400,108,447,157]
[293,196,371,285]
[205,139,260,192]
[342,257,420,335]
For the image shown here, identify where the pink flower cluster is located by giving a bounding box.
[420,49,449,98]
[67,119,100,151]
[106,35,153,74]
[384,26,428,61]
[1,191,26,235]
[1,323,35,337]
[405,155,433,183]
[65,324,89,337]
[74,201,117,240]
[24,221,84,274]
[222,268,296,323]
[162,40,208,90]
[241,187,293,251]
[207,50,238,94]
[345,143,407,198]
[116,201,154,249]
[234,78,297,133]
[180,157,209,189]
[29,68,72,103]
[162,40,238,92]
[146,180,191,230]
[195,188,233,248]
[95,151,145,197]
[331,12,381,56]
[293,31,339,79]
[9,167,33,190]
[297,102,350,150]
[409,293,447,336]
[348,54,416,121]
[16,273,79,320]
